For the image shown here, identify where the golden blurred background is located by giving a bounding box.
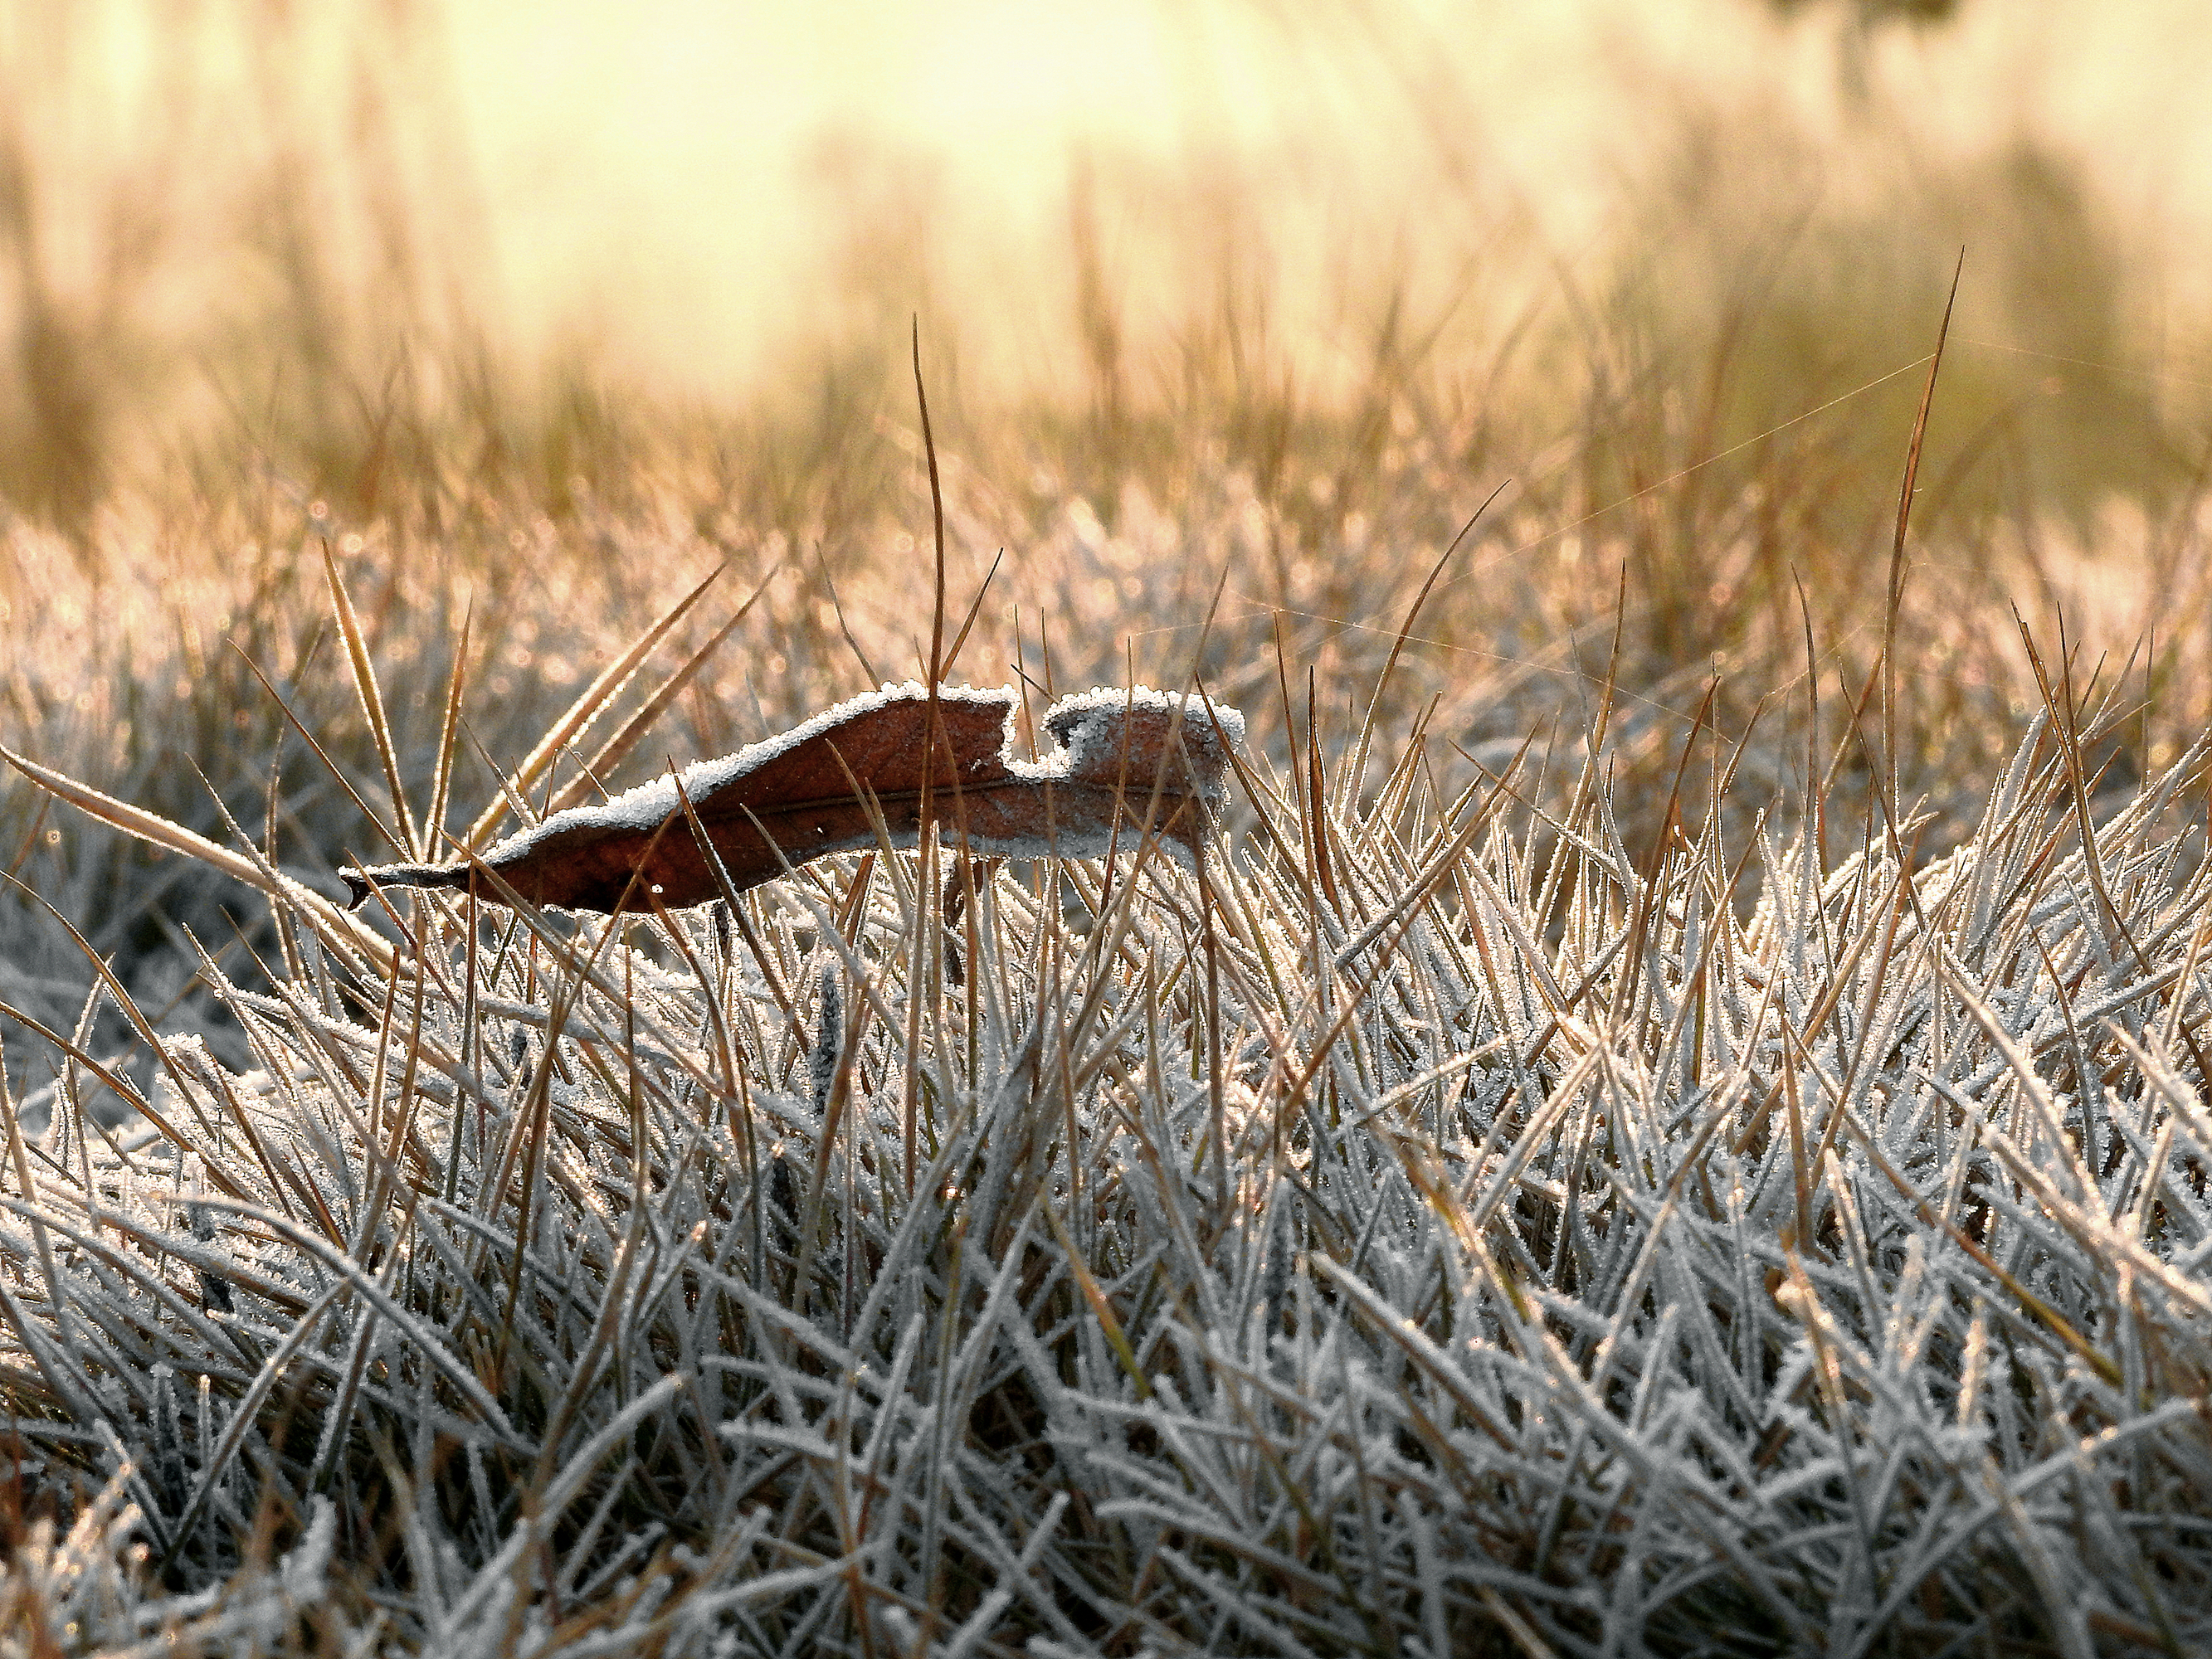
[4,0,2210,515]
[446,0,2212,401]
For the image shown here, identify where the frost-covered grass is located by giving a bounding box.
[2,611,2210,1655]
[5,4,2212,1647]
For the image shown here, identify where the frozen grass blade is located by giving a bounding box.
[425,603,472,853]
[323,540,420,859]
[460,562,726,851]
[1882,252,1962,821]
[539,567,775,822]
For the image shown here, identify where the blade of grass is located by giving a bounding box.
[1882,251,1963,820]
[426,604,472,851]
[461,562,726,850]
[540,567,776,821]
[324,538,420,859]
